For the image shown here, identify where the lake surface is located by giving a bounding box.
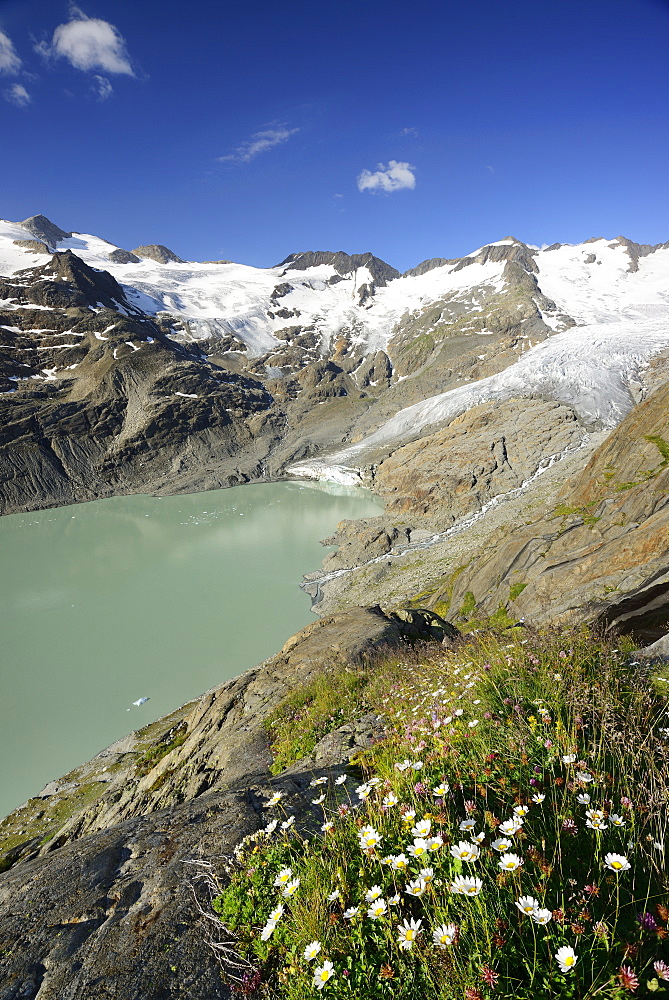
[0,481,381,817]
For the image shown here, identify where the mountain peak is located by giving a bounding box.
[277,250,399,287]
[17,214,72,247]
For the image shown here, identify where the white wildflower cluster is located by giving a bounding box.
[230,642,651,997]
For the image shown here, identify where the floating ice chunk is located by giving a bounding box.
[127,696,150,711]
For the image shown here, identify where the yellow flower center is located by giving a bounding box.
[406,930,415,940]
[565,957,575,967]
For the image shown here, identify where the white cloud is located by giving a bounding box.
[357,160,416,194]
[40,6,134,76]
[93,74,112,100]
[400,127,418,137]
[219,126,299,163]
[4,82,31,106]
[0,30,22,74]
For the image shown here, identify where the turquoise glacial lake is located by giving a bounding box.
[0,481,381,817]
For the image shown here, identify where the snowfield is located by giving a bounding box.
[2,220,668,485]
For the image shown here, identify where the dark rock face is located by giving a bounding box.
[403,256,458,277]
[12,239,52,254]
[131,245,184,264]
[108,248,141,264]
[0,252,278,513]
[277,250,399,286]
[16,214,72,246]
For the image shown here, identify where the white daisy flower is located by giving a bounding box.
[260,921,276,941]
[604,852,631,872]
[321,821,334,833]
[498,852,523,871]
[407,838,430,858]
[388,893,400,905]
[309,777,328,787]
[459,819,476,832]
[335,774,348,785]
[312,794,326,805]
[609,813,626,827]
[449,875,482,896]
[499,817,523,836]
[269,904,284,922]
[266,791,283,806]
[390,853,409,871]
[367,898,387,919]
[364,885,383,903]
[491,837,513,853]
[433,922,457,947]
[358,825,382,850]
[281,816,295,830]
[327,889,341,902]
[343,906,359,919]
[264,819,278,834]
[419,867,434,885]
[313,959,335,990]
[397,917,422,950]
[383,792,399,808]
[281,878,300,898]
[576,793,591,805]
[405,878,427,897]
[274,867,293,887]
[411,818,431,838]
[304,940,322,961]
[562,754,577,764]
[531,908,552,924]
[426,835,444,851]
[555,945,578,973]
[450,841,480,862]
[515,895,539,915]
[433,782,450,796]
[576,771,593,783]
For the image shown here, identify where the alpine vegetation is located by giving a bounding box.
[209,629,669,998]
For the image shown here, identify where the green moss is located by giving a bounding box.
[644,434,669,466]
[509,581,527,601]
[459,590,477,619]
[135,724,188,775]
[552,502,601,528]
[265,663,374,775]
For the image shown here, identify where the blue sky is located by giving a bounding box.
[0,0,668,271]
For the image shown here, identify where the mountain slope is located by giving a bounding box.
[2,216,669,521]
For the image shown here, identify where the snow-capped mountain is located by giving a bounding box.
[1,213,668,511]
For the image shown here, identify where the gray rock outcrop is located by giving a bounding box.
[278,250,399,286]
[12,239,52,254]
[131,244,184,264]
[16,214,71,246]
[108,248,141,264]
